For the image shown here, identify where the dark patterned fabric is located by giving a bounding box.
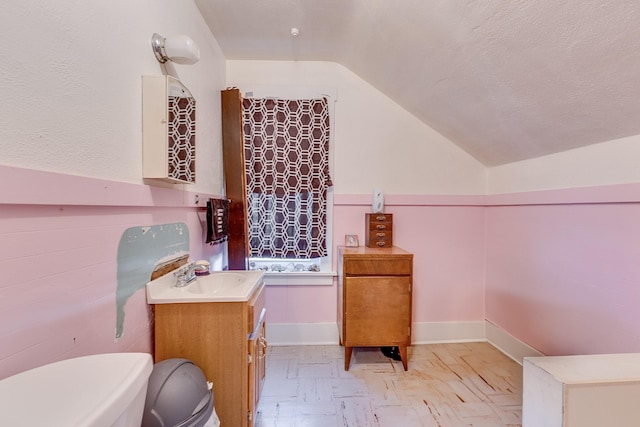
[242,98,332,259]
[167,95,196,183]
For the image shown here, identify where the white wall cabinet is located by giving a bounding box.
[523,354,640,426]
[142,75,196,184]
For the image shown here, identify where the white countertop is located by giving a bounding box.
[146,269,265,303]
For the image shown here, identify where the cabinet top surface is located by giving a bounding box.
[339,245,412,256]
[525,353,640,383]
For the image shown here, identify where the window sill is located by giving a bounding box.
[262,270,336,286]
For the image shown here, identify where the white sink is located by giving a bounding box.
[187,272,246,294]
[146,269,264,303]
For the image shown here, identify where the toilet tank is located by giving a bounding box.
[0,352,153,427]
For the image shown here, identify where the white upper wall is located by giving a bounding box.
[0,0,227,195]
[488,134,640,194]
[227,60,487,195]
[4,0,637,198]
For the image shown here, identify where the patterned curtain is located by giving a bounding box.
[242,98,332,259]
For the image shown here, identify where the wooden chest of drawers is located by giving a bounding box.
[365,213,393,247]
[338,245,413,370]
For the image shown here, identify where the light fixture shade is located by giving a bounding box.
[151,33,200,65]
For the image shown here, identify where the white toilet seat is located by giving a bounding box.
[0,353,153,427]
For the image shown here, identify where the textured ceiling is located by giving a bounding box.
[195,0,640,166]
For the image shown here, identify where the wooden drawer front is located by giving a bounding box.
[345,257,412,276]
[367,213,393,226]
[344,276,411,346]
[249,282,265,333]
[366,230,393,247]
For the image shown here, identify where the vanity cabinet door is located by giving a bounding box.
[247,307,266,426]
[247,334,257,426]
[247,284,267,426]
[255,319,267,408]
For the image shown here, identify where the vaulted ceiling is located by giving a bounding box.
[195,0,640,166]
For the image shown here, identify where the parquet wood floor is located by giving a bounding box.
[255,342,522,427]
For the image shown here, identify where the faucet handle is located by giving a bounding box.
[173,262,195,275]
[173,262,197,287]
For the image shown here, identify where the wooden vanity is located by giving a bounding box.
[152,278,266,427]
[338,245,413,370]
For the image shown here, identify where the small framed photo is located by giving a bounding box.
[345,234,359,247]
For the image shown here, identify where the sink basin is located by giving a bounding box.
[146,269,264,304]
[187,272,245,294]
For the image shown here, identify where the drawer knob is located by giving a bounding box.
[376,232,386,237]
[376,215,386,221]
[376,224,386,230]
[376,241,386,247]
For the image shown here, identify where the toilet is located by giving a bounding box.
[0,352,153,427]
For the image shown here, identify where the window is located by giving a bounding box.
[242,97,333,276]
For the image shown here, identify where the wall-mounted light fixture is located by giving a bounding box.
[151,33,200,65]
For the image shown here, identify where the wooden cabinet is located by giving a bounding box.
[365,213,393,247]
[153,282,267,427]
[338,246,413,370]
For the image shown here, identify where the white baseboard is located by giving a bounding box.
[411,321,486,344]
[485,320,544,364]
[266,321,486,346]
[266,320,544,365]
[266,323,340,345]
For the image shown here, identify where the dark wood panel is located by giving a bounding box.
[221,88,249,270]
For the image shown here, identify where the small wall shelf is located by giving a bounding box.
[142,75,196,184]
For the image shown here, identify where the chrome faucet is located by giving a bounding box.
[174,262,197,287]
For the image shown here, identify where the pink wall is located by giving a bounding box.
[265,195,487,325]
[0,166,222,379]
[6,165,639,378]
[265,286,338,323]
[485,187,640,356]
[333,195,487,323]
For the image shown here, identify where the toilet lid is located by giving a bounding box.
[0,353,152,427]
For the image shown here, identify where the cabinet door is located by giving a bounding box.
[344,276,411,346]
[256,320,267,407]
[247,335,257,427]
[247,307,267,427]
